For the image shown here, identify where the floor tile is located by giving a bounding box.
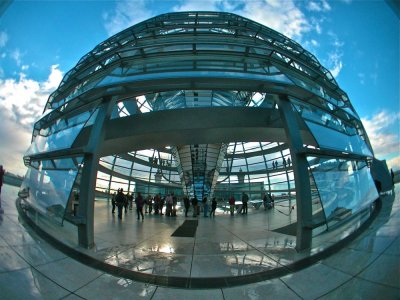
[223,279,301,300]
[75,273,157,299]
[348,235,396,253]
[0,245,30,272]
[358,254,400,288]
[322,248,379,275]
[318,276,399,300]
[35,257,104,291]
[280,262,352,299]
[0,268,70,299]
[384,237,400,256]
[152,286,224,299]
[12,242,67,266]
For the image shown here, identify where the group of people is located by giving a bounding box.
[111,189,144,220]
[271,157,291,169]
[110,189,276,220]
[183,195,218,218]
[228,192,249,216]
[111,191,186,220]
[263,192,275,210]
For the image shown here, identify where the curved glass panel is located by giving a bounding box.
[20,157,83,224]
[26,110,96,156]
[309,157,378,229]
[306,121,373,156]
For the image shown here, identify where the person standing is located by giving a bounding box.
[148,195,153,214]
[0,165,5,195]
[135,192,144,220]
[154,193,160,214]
[128,192,134,210]
[124,191,129,213]
[202,196,209,217]
[229,195,235,216]
[262,193,268,211]
[183,195,190,217]
[165,193,173,216]
[211,197,217,217]
[191,195,198,217]
[115,189,126,220]
[172,193,177,217]
[241,192,249,214]
[111,192,116,214]
[160,195,165,215]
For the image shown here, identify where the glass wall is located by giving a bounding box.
[308,157,378,229]
[26,109,98,156]
[20,156,83,224]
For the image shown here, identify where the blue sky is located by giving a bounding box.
[0,0,398,175]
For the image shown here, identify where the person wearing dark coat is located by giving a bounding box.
[183,195,190,217]
[211,197,217,217]
[0,165,4,195]
[135,192,144,220]
[115,189,126,220]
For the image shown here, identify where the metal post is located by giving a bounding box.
[77,97,114,248]
[278,95,313,251]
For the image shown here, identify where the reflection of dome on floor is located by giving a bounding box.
[19,11,388,266]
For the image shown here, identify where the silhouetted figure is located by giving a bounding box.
[0,165,4,195]
[111,192,116,214]
[135,192,144,220]
[183,195,190,217]
[115,189,126,220]
[191,196,198,217]
[229,195,235,216]
[202,196,209,217]
[166,194,173,216]
[241,192,249,214]
[211,197,217,217]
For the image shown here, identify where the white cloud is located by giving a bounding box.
[231,0,311,40]
[362,110,400,170]
[103,0,154,36]
[104,0,313,41]
[327,52,343,78]
[0,31,8,48]
[307,0,331,12]
[173,0,222,11]
[42,64,63,92]
[10,48,24,66]
[324,32,344,78]
[0,65,63,175]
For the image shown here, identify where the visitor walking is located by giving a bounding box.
[135,192,144,220]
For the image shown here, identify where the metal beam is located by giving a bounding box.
[77,97,114,248]
[278,95,313,251]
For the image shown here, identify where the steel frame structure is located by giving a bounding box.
[21,12,378,251]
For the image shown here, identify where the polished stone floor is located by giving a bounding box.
[0,184,399,299]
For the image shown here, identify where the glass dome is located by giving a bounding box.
[20,11,379,251]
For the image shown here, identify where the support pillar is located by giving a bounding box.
[278,95,313,251]
[77,97,114,248]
